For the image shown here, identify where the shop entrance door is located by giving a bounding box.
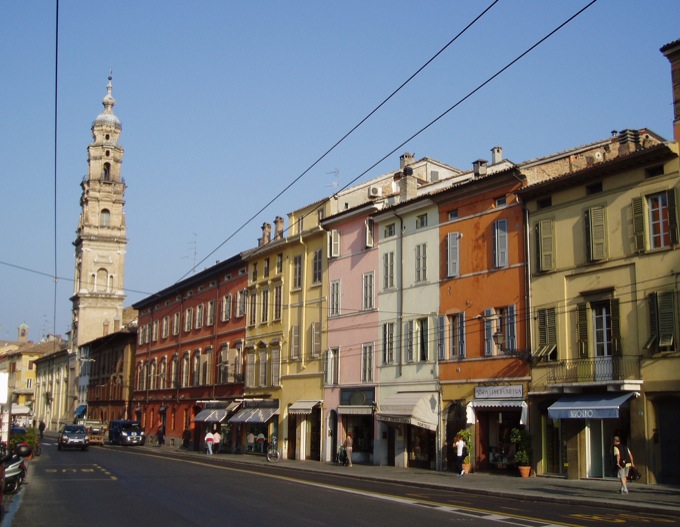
[586,419,618,478]
[387,426,395,466]
[287,415,296,460]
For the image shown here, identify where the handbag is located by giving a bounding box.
[627,466,641,481]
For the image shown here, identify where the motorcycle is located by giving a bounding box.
[2,441,32,494]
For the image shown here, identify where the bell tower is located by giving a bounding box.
[71,74,127,348]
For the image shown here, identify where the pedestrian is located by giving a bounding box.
[156,425,165,447]
[39,420,46,439]
[454,434,466,477]
[256,432,265,452]
[205,429,215,455]
[613,436,635,494]
[344,432,353,467]
[213,428,222,454]
[247,430,255,452]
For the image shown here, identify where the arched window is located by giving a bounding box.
[192,351,200,386]
[182,353,190,387]
[102,163,111,181]
[96,268,108,292]
[100,209,111,227]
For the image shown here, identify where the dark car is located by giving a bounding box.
[58,425,89,451]
[9,424,26,436]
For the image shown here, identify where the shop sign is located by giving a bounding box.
[475,385,523,399]
[377,414,409,425]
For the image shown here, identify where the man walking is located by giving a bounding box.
[613,436,635,494]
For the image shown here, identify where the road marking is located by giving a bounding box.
[42,464,116,481]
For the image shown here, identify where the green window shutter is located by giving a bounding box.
[610,298,622,356]
[631,197,645,252]
[644,293,659,352]
[537,220,554,271]
[668,189,679,245]
[577,302,588,358]
[658,291,676,348]
[587,206,607,261]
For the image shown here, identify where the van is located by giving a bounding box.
[108,420,146,446]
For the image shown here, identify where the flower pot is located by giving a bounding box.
[462,463,471,474]
[518,465,531,478]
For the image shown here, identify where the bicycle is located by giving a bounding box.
[266,436,280,463]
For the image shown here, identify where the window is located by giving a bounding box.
[537,197,552,209]
[273,285,282,320]
[248,293,257,326]
[536,219,555,272]
[417,318,429,361]
[293,255,302,289]
[585,206,607,261]
[291,324,300,359]
[384,223,396,238]
[184,308,193,332]
[446,232,460,278]
[415,243,427,282]
[236,289,247,317]
[405,320,414,362]
[181,353,190,387]
[192,351,200,386]
[152,320,159,342]
[330,280,340,316]
[632,191,678,252]
[645,165,664,178]
[437,316,446,360]
[312,249,323,284]
[221,294,232,322]
[416,213,428,229]
[448,210,459,221]
[259,351,268,387]
[329,230,340,258]
[218,345,229,384]
[263,258,270,278]
[576,299,620,358]
[361,343,373,382]
[325,348,339,385]
[261,289,269,323]
[383,252,395,289]
[172,313,180,335]
[535,307,557,362]
[251,263,258,282]
[207,300,215,326]
[100,209,110,227]
[246,353,255,388]
[196,304,204,329]
[586,182,603,194]
[593,301,613,357]
[493,219,508,268]
[484,308,496,356]
[496,197,506,207]
[645,291,676,353]
[161,316,169,339]
[365,219,374,248]
[382,322,395,364]
[276,253,283,273]
[311,321,322,357]
[271,348,280,386]
[448,313,466,358]
[362,272,374,310]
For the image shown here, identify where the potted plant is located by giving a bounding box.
[510,427,532,477]
[455,428,472,474]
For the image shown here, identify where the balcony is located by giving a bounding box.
[547,356,641,384]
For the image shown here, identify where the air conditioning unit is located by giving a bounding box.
[368,186,382,198]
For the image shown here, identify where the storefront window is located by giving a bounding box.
[345,415,373,452]
[408,427,435,469]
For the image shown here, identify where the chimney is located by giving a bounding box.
[400,152,415,169]
[661,39,680,144]
[491,146,503,165]
[260,222,271,246]
[400,165,417,201]
[114,317,121,332]
[103,319,110,336]
[274,216,285,240]
[473,159,488,177]
[618,129,640,155]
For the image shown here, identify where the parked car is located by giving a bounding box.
[108,420,145,446]
[9,424,26,436]
[58,425,89,451]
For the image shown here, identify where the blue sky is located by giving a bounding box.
[0,1,678,342]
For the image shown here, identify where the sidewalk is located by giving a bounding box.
[146,442,680,515]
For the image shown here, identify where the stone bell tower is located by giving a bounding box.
[71,74,127,349]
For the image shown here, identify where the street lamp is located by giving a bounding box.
[493,330,531,362]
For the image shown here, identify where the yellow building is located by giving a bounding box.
[520,130,679,483]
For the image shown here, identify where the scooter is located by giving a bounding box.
[3,454,26,494]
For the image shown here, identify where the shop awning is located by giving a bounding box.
[548,392,636,420]
[74,404,87,418]
[193,409,229,423]
[376,393,438,431]
[228,407,279,424]
[288,400,321,415]
[12,404,32,415]
[225,401,241,413]
[467,399,528,425]
[337,405,373,415]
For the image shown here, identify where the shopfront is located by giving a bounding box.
[193,401,241,453]
[376,392,438,469]
[543,391,636,479]
[228,400,279,454]
[337,388,375,465]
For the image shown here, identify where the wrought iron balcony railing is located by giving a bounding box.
[547,356,641,384]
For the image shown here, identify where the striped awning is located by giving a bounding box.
[288,400,321,415]
[337,405,373,415]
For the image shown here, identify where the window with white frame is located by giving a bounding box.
[446,232,460,278]
[415,213,428,229]
[362,272,374,310]
[383,252,395,289]
[196,304,204,329]
[192,351,200,386]
[259,350,268,387]
[365,219,374,248]
[312,249,323,284]
[219,344,229,384]
[221,294,232,322]
[415,243,427,282]
[248,292,257,326]
[291,324,300,359]
[273,285,282,320]
[329,230,340,258]
[384,223,396,238]
[246,352,255,388]
[207,300,215,326]
[271,348,280,386]
[161,316,169,339]
[405,320,414,362]
[493,219,508,268]
[181,353,190,387]
[184,308,193,332]
[448,313,466,359]
[330,280,340,316]
[633,190,679,250]
[382,322,395,364]
[172,313,180,335]
[236,289,247,317]
[152,320,159,342]
[311,321,322,357]
[293,255,302,289]
[261,289,269,323]
[325,347,339,385]
[361,343,373,382]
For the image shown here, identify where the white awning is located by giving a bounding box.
[193,409,229,423]
[11,404,31,415]
[288,400,321,415]
[337,405,373,415]
[466,399,528,425]
[376,393,438,431]
[228,407,279,424]
[225,401,241,412]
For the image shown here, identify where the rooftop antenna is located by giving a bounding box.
[325,169,339,189]
[182,233,198,274]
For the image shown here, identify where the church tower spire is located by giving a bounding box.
[71,74,128,348]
